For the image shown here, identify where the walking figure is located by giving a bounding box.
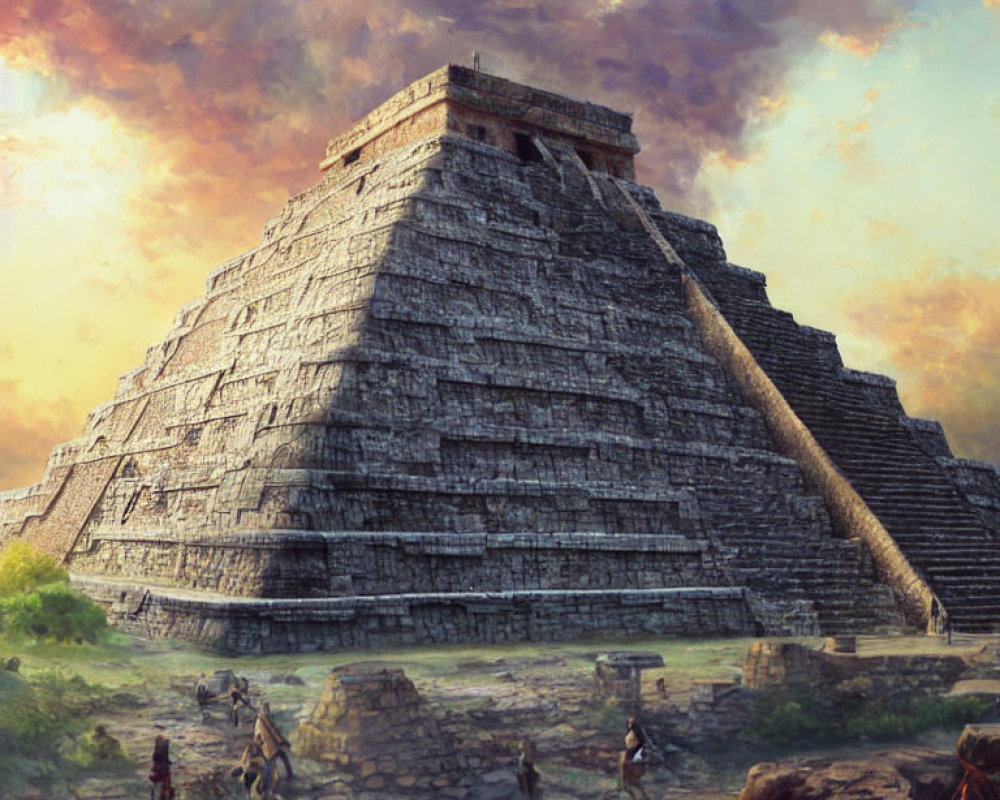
[148,735,175,800]
[516,738,539,799]
[231,677,253,727]
[619,717,651,800]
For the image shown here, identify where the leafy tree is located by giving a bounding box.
[2,582,107,643]
[0,542,67,598]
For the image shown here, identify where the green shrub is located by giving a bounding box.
[750,685,989,748]
[0,542,67,598]
[844,697,988,742]
[753,692,829,745]
[0,669,111,784]
[845,709,918,740]
[2,583,107,643]
[902,696,988,734]
[0,672,60,753]
[30,670,110,717]
[69,725,128,768]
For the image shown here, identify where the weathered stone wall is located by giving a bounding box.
[321,64,637,169]
[938,457,1000,533]
[68,531,727,597]
[78,576,755,653]
[743,641,968,698]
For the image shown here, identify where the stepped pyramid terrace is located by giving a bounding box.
[2,65,1000,653]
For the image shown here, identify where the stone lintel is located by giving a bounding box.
[595,651,666,671]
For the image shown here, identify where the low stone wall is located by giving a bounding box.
[74,576,755,653]
[743,642,968,699]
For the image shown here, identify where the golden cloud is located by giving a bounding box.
[864,218,904,240]
[847,272,1000,464]
[818,30,881,57]
[0,381,79,489]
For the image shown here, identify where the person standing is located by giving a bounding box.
[148,735,175,800]
[516,738,539,799]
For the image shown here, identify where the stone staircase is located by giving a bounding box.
[694,482,900,633]
[674,244,1000,632]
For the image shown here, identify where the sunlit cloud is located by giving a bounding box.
[864,218,905,241]
[846,272,1000,464]
[695,2,1000,472]
[0,380,78,489]
[819,30,883,57]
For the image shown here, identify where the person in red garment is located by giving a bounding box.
[148,735,175,800]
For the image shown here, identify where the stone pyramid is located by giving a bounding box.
[2,65,999,652]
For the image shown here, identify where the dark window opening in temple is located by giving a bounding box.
[356,176,366,195]
[343,147,361,166]
[575,148,595,170]
[515,133,542,163]
[532,210,541,226]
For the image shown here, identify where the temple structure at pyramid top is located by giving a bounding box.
[2,65,999,653]
[318,65,639,178]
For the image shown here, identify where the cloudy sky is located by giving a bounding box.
[1,0,998,489]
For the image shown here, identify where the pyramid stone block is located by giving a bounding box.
[2,65,998,651]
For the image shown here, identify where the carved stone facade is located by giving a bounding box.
[1,65,998,650]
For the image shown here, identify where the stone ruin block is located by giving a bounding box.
[742,642,824,690]
[594,651,665,714]
[294,663,463,790]
[957,724,1000,773]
